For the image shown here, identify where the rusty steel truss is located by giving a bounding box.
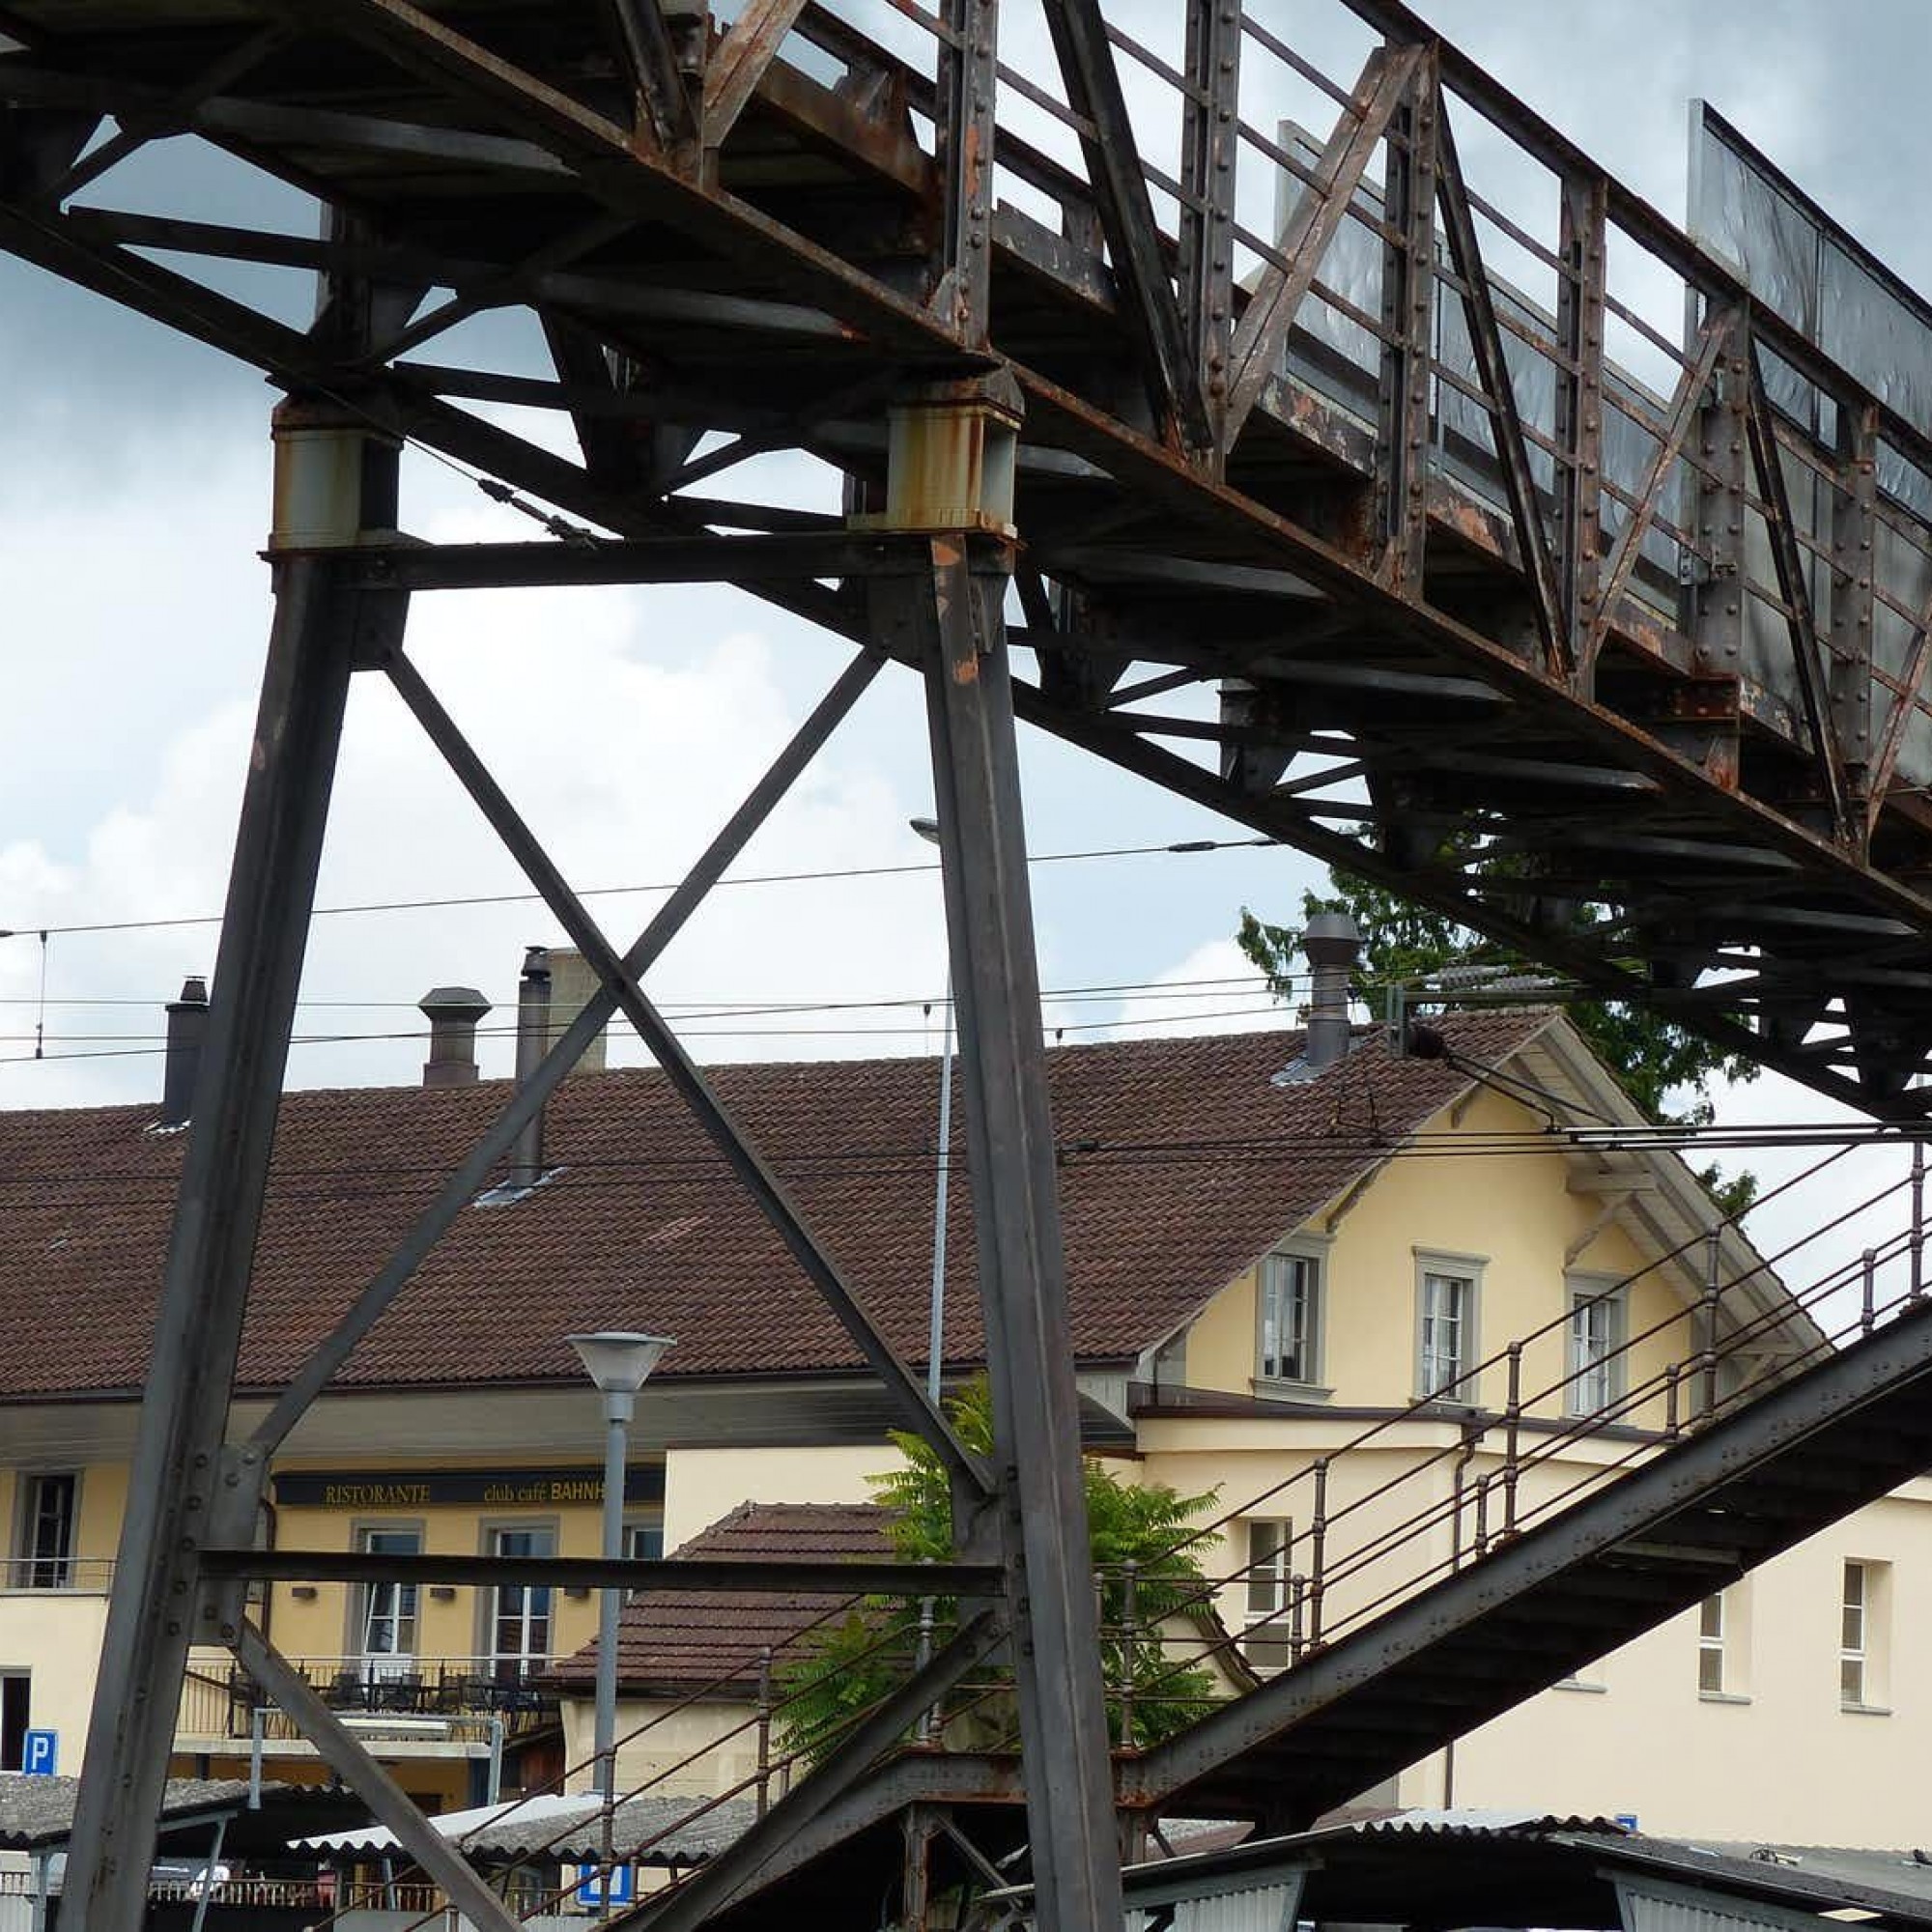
[8,0,1932,1925]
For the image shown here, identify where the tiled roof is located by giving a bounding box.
[547,1500,898,1693]
[0,1012,1548,1399]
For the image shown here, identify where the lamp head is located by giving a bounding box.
[909,815,941,846]
[567,1331,674,1395]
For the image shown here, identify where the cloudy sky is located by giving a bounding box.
[0,0,1924,1314]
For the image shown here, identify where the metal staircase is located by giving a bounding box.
[1132,1295,1932,1825]
[632,1281,1932,1926]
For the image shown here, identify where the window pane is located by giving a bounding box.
[1698,1645,1724,1694]
[1422,1273,1468,1394]
[1262,1256,1316,1381]
[1245,1521,1288,1617]
[24,1476,75,1589]
[1842,1657,1864,1704]
[490,1526,555,1674]
[1698,1596,1723,1641]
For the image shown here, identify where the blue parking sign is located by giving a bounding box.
[20,1731,55,1776]
[572,1861,634,1908]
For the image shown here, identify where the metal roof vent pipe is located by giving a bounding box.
[507,947,553,1189]
[159,976,210,1128]
[1301,912,1361,1070]
[419,986,492,1089]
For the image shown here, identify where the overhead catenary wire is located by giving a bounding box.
[0,1120,1904,1214]
[0,834,1284,941]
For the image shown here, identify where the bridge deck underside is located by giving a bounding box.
[6,0,1932,1108]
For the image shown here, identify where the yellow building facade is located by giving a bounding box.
[0,1009,1905,1850]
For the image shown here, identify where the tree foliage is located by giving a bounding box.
[779,1378,1223,1763]
[1237,867,1760,1218]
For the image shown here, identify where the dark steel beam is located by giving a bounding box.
[382,649,990,1503]
[1555,171,1606,683]
[1867,580,1932,835]
[344,532,972,590]
[1831,398,1878,792]
[1225,43,1422,447]
[32,24,289,208]
[203,1548,1004,1595]
[930,0,998,337]
[1014,678,1894,1114]
[1435,99,1567,678]
[67,506,395,1928]
[1374,47,1438,592]
[237,1623,520,1932]
[905,538,1125,1932]
[1745,343,1853,845]
[604,0,697,156]
[1037,0,1213,452]
[1179,0,1241,451]
[1583,310,1731,676]
[540,313,656,491]
[703,0,810,149]
[249,645,885,1456]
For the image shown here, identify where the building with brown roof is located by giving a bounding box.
[0,980,1906,1845]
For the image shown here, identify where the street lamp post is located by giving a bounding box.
[567,1329,673,1910]
[910,815,951,1404]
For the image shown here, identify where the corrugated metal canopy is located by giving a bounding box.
[297,1791,756,1866]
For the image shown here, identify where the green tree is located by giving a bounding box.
[1237,867,1760,1218]
[779,1378,1223,1763]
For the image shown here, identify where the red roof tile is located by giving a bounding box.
[547,1501,897,1692]
[0,1013,1548,1399]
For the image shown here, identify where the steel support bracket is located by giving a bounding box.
[851,371,1025,538]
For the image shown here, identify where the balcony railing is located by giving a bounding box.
[0,1555,114,1594]
[176,1655,559,1746]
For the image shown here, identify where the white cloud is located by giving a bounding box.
[1099,936,1285,1043]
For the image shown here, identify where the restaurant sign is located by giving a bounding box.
[273,1464,667,1509]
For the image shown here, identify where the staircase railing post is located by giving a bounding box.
[1913,1140,1926,1305]
[1700,1227,1722,1418]
[1289,1573,1306,1663]
[755,1647,773,1816]
[1117,1560,1137,1747]
[1472,1470,1490,1557]
[1862,1248,1878,1337]
[1502,1343,1523,1535]
[1664,1363,1682,1439]
[1308,1459,1329,1648]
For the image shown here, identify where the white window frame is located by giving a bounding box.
[1841,1558,1888,1711]
[352,1521,423,1680]
[1697,1592,1725,1695]
[481,1520,558,1682]
[1566,1274,1627,1417]
[1414,1251,1485,1404]
[1255,1240,1327,1389]
[1238,1519,1294,1672]
[16,1472,77,1591]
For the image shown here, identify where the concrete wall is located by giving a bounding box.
[662,1445,884,1552]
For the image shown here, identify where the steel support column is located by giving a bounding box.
[66,429,399,1926]
[909,538,1124,1932]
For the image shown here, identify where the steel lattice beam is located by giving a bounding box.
[8,0,1932,1922]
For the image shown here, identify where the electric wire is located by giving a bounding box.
[0,834,1283,941]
